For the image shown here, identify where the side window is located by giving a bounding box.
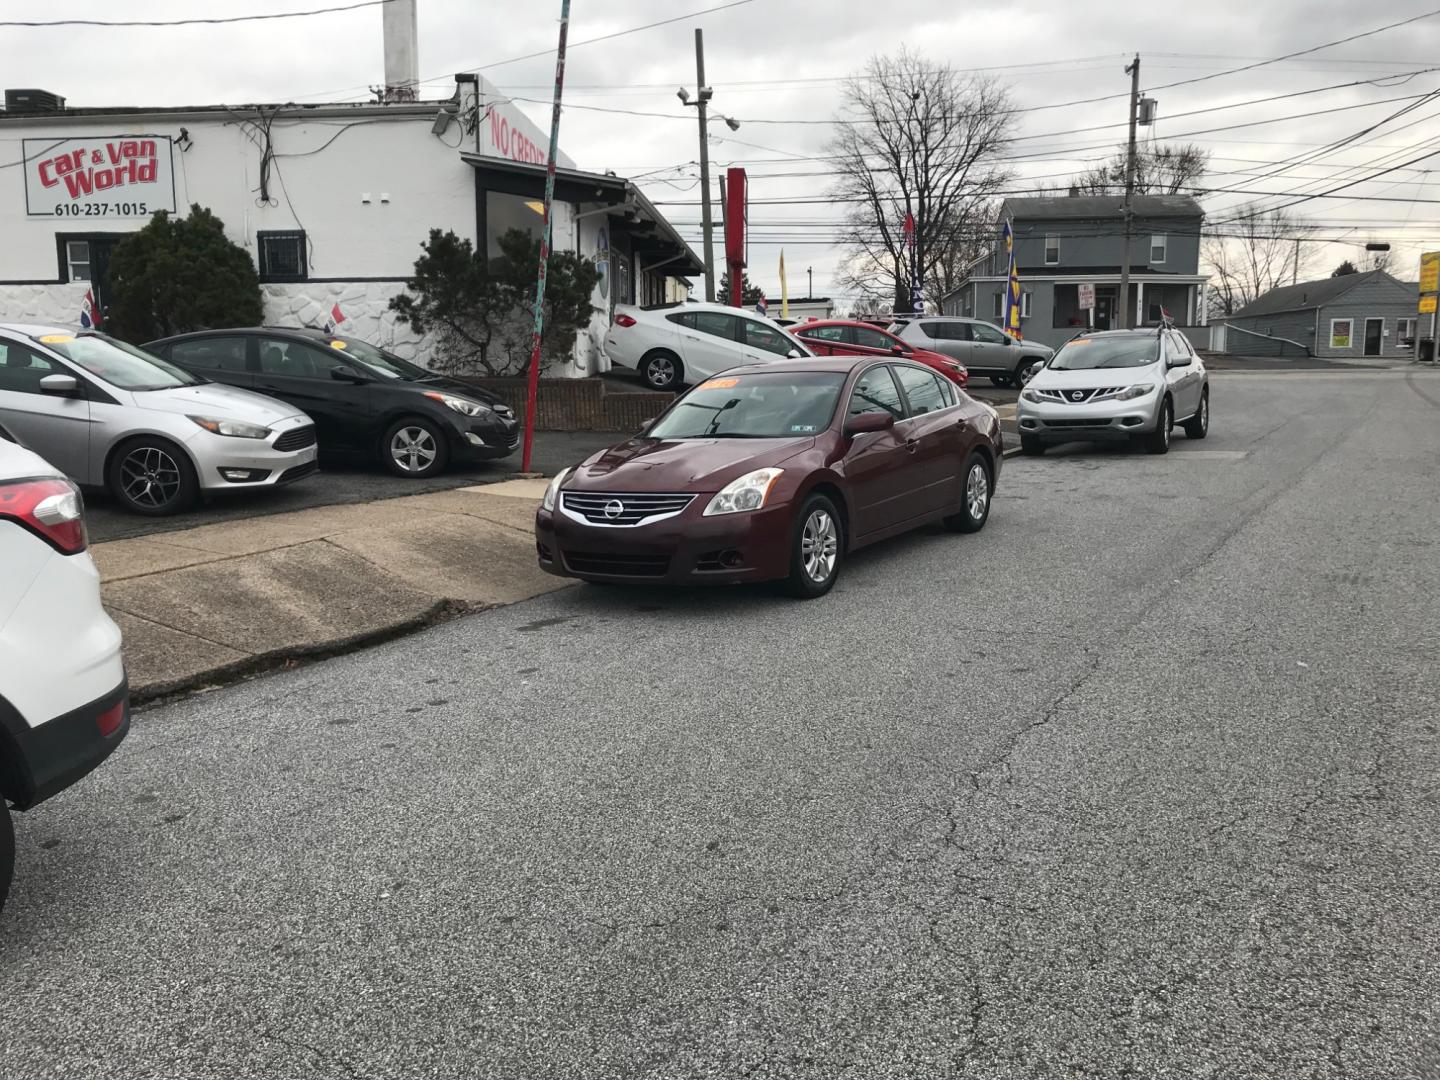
[258,339,335,379]
[799,325,848,342]
[665,312,694,329]
[742,319,792,356]
[936,375,957,408]
[853,326,897,352]
[894,364,947,416]
[1163,335,1189,365]
[935,322,972,342]
[848,365,904,420]
[0,340,60,394]
[169,336,250,373]
[691,312,738,341]
[971,323,1009,345]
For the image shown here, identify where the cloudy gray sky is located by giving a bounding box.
[8,0,1440,301]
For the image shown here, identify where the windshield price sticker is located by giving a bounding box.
[699,377,741,390]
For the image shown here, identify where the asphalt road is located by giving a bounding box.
[85,431,621,543]
[5,370,1439,1078]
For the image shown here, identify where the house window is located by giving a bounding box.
[1397,317,1415,343]
[992,292,1003,319]
[257,231,307,282]
[993,291,1032,319]
[1150,234,1167,263]
[1330,319,1353,349]
[1021,291,1032,318]
[66,240,91,282]
[1044,234,1059,265]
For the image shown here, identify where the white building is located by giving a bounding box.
[0,14,699,376]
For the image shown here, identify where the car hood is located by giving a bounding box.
[566,436,814,493]
[1029,361,1161,390]
[136,383,308,424]
[910,347,965,368]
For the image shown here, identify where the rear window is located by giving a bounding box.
[649,371,845,439]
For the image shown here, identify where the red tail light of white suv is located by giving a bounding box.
[0,477,88,555]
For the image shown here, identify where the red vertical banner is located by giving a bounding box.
[724,167,747,307]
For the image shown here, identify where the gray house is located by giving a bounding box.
[1216,270,1418,359]
[942,194,1208,350]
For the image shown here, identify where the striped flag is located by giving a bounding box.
[1001,221,1023,340]
[324,302,346,333]
[904,212,924,314]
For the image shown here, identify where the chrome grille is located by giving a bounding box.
[1042,387,1123,404]
[561,491,695,526]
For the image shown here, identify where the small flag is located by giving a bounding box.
[79,288,101,330]
[756,293,768,317]
[324,302,346,333]
[1001,221,1023,341]
[779,249,790,319]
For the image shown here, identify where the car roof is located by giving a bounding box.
[1066,328,1167,340]
[796,319,893,330]
[716,354,905,378]
[0,323,74,339]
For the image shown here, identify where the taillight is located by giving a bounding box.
[96,700,126,737]
[0,478,88,555]
[614,313,637,328]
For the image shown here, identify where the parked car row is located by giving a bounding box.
[0,323,519,516]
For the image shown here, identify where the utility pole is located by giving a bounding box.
[1118,54,1140,330]
[694,30,716,301]
[1293,239,1301,285]
[807,265,813,298]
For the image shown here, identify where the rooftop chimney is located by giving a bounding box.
[382,0,419,102]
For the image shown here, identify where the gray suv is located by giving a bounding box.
[894,317,1053,388]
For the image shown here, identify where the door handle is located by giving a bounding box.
[905,438,919,454]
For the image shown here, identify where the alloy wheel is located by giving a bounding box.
[966,462,989,521]
[646,356,675,388]
[391,426,438,473]
[801,508,839,583]
[120,446,182,510]
[1019,361,1043,386]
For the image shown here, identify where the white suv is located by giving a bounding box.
[602,302,815,390]
[0,428,128,915]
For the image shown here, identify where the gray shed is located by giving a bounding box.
[1218,270,1417,359]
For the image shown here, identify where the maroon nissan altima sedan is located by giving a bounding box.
[535,356,1003,598]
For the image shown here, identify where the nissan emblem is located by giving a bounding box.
[603,500,625,519]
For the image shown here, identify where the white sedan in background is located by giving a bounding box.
[602,302,814,390]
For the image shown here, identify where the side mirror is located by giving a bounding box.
[1167,355,1192,368]
[844,411,896,438]
[889,344,905,355]
[330,365,368,383]
[786,349,804,359]
[39,373,79,396]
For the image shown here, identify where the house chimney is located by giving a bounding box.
[382,0,419,102]
[1068,185,1079,198]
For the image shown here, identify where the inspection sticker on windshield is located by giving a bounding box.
[790,424,818,433]
[329,340,348,350]
[699,377,740,389]
[38,334,75,344]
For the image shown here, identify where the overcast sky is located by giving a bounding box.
[7,0,1440,302]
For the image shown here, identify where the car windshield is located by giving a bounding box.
[38,333,205,390]
[647,371,845,439]
[329,337,436,380]
[1051,336,1160,370]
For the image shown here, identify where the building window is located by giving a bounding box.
[1330,319,1353,349]
[1021,291,1032,318]
[992,292,1003,319]
[1397,317,1415,343]
[1150,234,1167,263]
[994,291,1031,319]
[1044,234,1060,265]
[257,231,307,282]
[66,240,91,282]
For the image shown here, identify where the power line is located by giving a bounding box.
[0,0,392,28]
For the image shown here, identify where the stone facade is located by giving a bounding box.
[261,281,436,361]
[0,283,92,328]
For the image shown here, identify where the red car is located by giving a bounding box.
[792,319,969,388]
[536,355,1001,598]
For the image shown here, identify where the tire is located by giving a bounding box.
[1015,358,1045,386]
[1143,398,1173,455]
[783,493,843,598]
[1020,434,1045,456]
[990,375,1012,388]
[944,452,993,533]
[0,800,13,920]
[381,417,450,478]
[641,351,683,392]
[107,437,198,516]
[1182,389,1209,439]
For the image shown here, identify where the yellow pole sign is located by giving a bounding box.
[1421,296,1437,314]
[1421,252,1440,294]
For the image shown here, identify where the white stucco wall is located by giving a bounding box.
[260,282,438,361]
[0,283,92,327]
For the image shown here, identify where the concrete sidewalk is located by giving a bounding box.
[93,478,563,702]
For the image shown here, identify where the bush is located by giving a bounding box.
[104,205,263,342]
[389,227,600,376]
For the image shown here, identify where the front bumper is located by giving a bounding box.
[0,677,129,811]
[191,417,319,490]
[535,499,793,585]
[436,407,520,461]
[1017,393,1160,442]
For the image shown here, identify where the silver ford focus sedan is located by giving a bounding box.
[0,324,318,515]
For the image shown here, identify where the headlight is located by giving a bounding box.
[1117,383,1156,400]
[1021,389,1043,403]
[424,391,491,417]
[703,468,783,516]
[188,415,271,439]
[542,468,569,512]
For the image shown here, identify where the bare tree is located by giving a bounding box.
[828,49,1013,311]
[1072,143,1210,196]
[1204,205,1317,317]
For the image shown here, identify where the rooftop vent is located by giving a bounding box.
[4,89,66,115]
